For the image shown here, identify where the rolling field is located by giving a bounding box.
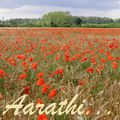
[0,28,120,120]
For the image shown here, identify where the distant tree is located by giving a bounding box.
[72,16,82,26]
[81,16,114,24]
[114,18,120,23]
[41,11,72,27]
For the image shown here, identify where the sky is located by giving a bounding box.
[0,0,120,20]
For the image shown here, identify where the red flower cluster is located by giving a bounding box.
[55,69,64,76]
[17,54,26,60]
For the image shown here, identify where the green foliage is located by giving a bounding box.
[81,23,120,28]
[71,16,82,27]
[81,16,114,24]
[41,11,73,27]
[1,11,120,27]
[0,78,5,94]
[0,18,42,27]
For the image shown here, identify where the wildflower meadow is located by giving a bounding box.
[0,28,120,120]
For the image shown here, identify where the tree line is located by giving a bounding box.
[0,11,120,27]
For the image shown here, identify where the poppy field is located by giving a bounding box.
[0,28,120,120]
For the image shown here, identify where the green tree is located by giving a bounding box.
[41,11,72,27]
[72,16,82,26]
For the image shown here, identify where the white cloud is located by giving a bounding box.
[106,9,120,19]
[0,5,69,20]
[0,5,120,20]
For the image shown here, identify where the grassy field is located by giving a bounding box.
[0,28,120,120]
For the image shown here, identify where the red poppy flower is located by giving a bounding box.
[87,67,94,73]
[0,69,5,78]
[58,69,64,75]
[42,84,49,94]
[64,49,70,61]
[112,61,118,69]
[19,73,27,79]
[17,54,26,60]
[79,80,87,86]
[22,62,27,67]
[65,54,70,61]
[0,93,3,100]
[37,78,45,86]
[32,63,38,69]
[24,86,30,95]
[107,55,113,61]
[91,57,96,64]
[55,69,64,75]
[0,54,2,57]
[48,89,57,99]
[81,57,87,62]
[37,99,43,104]
[99,49,104,54]
[96,65,104,73]
[55,55,60,60]
[37,72,44,78]
[70,56,77,61]
[29,57,33,62]
[101,58,106,63]
[38,114,48,120]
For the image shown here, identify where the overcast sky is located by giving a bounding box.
[0,0,120,20]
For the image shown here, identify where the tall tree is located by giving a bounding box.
[41,11,72,27]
